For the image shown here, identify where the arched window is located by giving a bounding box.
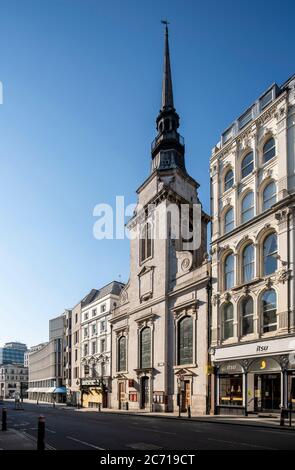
[224,169,234,191]
[140,222,152,263]
[140,327,151,369]
[224,208,234,234]
[242,243,254,282]
[241,152,253,179]
[263,138,276,163]
[222,303,234,340]
[224,253,234,290]
[261,289,277,333]
[118,336,126,371]
[263,233,277,276]
[178,316,193,365]
[241,192,254,223]
[263,181,276,211]
[241,297,254,336]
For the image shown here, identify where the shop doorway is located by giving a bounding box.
[254,374,281,412]
[181,381,191,412]
[288,375,295,406]
[140,377,149,409]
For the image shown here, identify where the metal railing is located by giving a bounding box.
[151,133,184,151]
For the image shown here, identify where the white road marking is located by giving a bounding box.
[21,431,56,450]
[66,436,105,450]
[127,442,164,450]
[129,426,176,435]
[208,437,277,450]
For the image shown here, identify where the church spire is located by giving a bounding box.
[151,22,186,173]
[161,23,174,111]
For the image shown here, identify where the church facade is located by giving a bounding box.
[110,25,210,415]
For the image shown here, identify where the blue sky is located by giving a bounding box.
[0,0,294,346]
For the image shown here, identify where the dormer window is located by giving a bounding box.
[239,109,252,129]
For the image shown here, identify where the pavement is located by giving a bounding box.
[0,429,36,450]
[0,400,295,450]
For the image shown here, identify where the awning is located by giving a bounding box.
[54,387,67,394]
[27,387,55,393]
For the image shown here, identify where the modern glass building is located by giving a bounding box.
[0,342,27,365]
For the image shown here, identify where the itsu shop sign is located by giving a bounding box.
[214,337,295,362]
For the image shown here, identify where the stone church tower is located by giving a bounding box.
[110,25,210,414]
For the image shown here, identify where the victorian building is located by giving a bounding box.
[210,76,295,414]
[110,26,210,414]
[0,364,28,399]
[80,281,124,408]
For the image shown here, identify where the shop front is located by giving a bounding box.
[81,378,108,409]
[212,336,295,416]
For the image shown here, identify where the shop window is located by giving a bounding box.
[219,375,243,406]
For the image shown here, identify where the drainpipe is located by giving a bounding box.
[206,277,212,415]
[287,210,291,334]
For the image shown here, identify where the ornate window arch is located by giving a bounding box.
[224,168,234,192]
[240,296,254,336]
[177,316,193,365]
[224,251,235,291]
[241,242,255,283]
[262,180,277,211]
[263,137,276,164]
[139,327,151,369]
[262,232,277,276]
[241,190,254,223]
[117,335,127,372]
[241,151,254,179]
[260,288,277,333]
[221,302,234,340]
[224,207,234,234]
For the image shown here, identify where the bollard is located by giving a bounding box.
[2,408,7,431]
[37,415,45,451]
[280,407,285,426]
[177,393,181,417]
[98,403,101,412]
[289,402,293,427]
[187,405,191,419]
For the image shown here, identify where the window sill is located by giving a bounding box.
[173,363,197,369]
[139,255,153,267]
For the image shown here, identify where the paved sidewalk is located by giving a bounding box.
[74,406,295,430]
[0,429,36,450]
